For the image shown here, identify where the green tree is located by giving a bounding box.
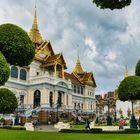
[118,76,140,101]
[135,60,140,76]
[0,88,18,114]
[0,52,10,86]
[0,24,35,66]
[118,76,140,128]
[93,0,131,10]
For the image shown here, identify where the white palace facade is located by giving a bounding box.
[4,4,96,123]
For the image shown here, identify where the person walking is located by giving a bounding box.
[119,118,125,130]
[85,119,90,129]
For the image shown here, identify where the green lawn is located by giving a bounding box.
[0,129,140,140]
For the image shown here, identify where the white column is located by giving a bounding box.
[41,88,48,105]
[27,89,33,108]
[54,91,58,104]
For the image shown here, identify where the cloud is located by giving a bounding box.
[84,37,98,60]
[0,0,140,95]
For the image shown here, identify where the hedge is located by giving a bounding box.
[0,125,26,130]
[60,128,103,133]
[60,128,140,134]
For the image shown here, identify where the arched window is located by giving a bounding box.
[33,90,41,108]
[20,69,27,80]
[11,66,18,78]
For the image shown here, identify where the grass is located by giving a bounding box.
[0,129,140,140]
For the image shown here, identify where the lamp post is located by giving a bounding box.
[56,102,59,123]
[104,97,114,126]
[130,100,138,129]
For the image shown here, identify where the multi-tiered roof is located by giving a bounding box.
[28,2,96,87]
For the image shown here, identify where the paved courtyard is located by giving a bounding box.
[34,125,130,132]
[34,125,59,132]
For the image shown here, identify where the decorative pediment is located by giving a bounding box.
[35,41,55,61]
[41,53,67,69]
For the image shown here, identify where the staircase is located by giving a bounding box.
[24,107,42,117]
[72,111,77,118]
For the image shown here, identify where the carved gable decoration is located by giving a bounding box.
[35,41,55,61]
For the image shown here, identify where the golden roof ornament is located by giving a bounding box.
[124,65,128,78]
[73,54,84,74]
[28,0,43,45]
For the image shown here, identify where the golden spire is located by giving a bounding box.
[124,65,128,78]
[73,53,84,74]
[28,0,43,45]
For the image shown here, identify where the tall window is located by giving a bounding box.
[78,103,80,109]
[33,90,41,108]
[49,92,53,108]
[11,66,18,78]
[81,103,83,110]
[81,87,83,95]
[20,95,24,106]
[74,85,76,93]
[77,86,80,94]
[74,103,76,109]
[20,69,27,80]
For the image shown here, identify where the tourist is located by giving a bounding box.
[85,119,90,129]
[33,119,38,128]
[119,118,125,130]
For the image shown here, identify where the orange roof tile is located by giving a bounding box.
[58,71,83,86]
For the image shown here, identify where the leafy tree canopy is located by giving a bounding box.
[118,76,140,101]
[0,52,10,86]
[93,0,131,10]
[0,24,35,66]
[0,88,18,114]
[135,59,140,76]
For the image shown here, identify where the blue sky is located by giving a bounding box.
[0,0,140,94]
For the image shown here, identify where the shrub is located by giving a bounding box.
[0,52,10,85]
[89,128,103,133]
[0,118,5,123]
[125,128,140,133]
[60,128,140,134]
[0,24,35,66]
[0,88,18,114]
[11,125,26,130]
[0,125,26,130]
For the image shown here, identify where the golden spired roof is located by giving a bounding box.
[73,54,84,74]
[28,0,43,45]
[124,65,128,78]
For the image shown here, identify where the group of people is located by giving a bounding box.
[85,117,126,130]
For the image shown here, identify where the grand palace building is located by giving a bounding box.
[4,4,96,123]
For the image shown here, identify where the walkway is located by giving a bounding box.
[34,125,130,132]
[34,125,59,132]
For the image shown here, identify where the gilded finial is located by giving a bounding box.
[124,65,128,78]
[28,0,43,45]
[72,52,84,74]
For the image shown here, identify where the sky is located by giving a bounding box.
[0,0,140,95]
